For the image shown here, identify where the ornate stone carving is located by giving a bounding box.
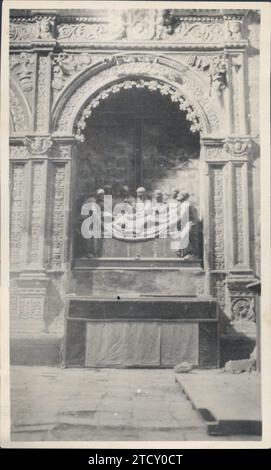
[231,297,255,322]
[166,18,224,43]
[209,56,227,94]
[75,79,202,142]
[232,164,245,265]
[224,138,250,156]
[50,164,66,269]
[9,88,27,132]
[36,56,49,132]
[230,55,241,134]
[10,16,55,43]
[10,19,35,42]
[210,165,225,269]
[9,145,30,160]
[55,56,221,135]
[24,136,53,155]
[205,147,225,160]
[30,163,44,264]
[36,16,55,40]
[10,53,35,93]
[49,144,71,160]
[57,18,126,42]
[51,53,92,91]
[224,20,243,41]
[10,164,26,268]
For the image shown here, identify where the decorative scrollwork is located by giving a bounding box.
[224,138,251,156]
[24,136,53,155]
[75,79,202,142]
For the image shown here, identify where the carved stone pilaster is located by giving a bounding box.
[10,163,27,269]
[209,164,226,270]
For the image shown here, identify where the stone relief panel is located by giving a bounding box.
[51,52,93,99]
[9,16,55,43]
[209,165,225,270]
[10,163,26,269]
[9,88,29,133]
[49,163,66,270]
[36,56,49,132]
[10,287,47,336]
[10,53,35,110]
[232,164,245,265]
[229,55,242,134]
[29,162,45,265]
[10,145,30,160]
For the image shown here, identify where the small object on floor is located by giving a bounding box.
[174,362,193,373]
[223,357,256,374]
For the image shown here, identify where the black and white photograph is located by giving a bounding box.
[1,1,271,448]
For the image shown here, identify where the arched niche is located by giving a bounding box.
[52,54,226,138]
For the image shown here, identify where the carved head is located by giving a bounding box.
[96,188,105,201]
[177,191,189,203]
[136,187,146,199]
[171,187,179,199]
[153,189,163,202]
[121,185,130,197]
[104,185,112,195]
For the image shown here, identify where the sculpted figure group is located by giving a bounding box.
[80,185,201,260]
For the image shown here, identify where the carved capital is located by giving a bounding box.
[24,136,53,155]
[224,138,251,156]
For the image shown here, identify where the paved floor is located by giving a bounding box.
[10,366,260,442]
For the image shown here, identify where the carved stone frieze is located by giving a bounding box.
[10,10,248,48]
[49,144,72,160]
[10,16,55,43]
[24,136,53,155]
[10,145,30,160]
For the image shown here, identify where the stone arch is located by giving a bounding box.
[52,53,225,137]
[10,78,32,134]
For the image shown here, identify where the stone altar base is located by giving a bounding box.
[64,297,218,368]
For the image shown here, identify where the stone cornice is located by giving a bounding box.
[9,9,249,51]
